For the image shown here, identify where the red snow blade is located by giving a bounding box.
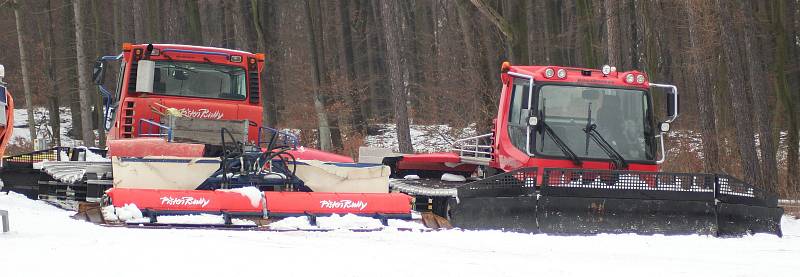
[106,188,413,218]
[264,191,413,216]
[107,188,263,213]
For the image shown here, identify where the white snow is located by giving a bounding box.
[75,146,111,162]
[441,173,467,182]
[1,192,800,276]
[114,203,143,222]
[11,107,82,147]
[267,213,428,231]
[217,186,263,207]
[154,214,256,226]
[403,174,420,180]
[365,124,477,153]
[101,205,118,222]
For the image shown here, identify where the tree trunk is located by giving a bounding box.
[249,0,277,128]
[13,0,38,146]
[198,0,224,47]
[714,0,759,185]
[741,1,778,193]
[770,0,799,195]
[230,0,250,50]
[604,0,619,66]
[43,0,61,147]
[576,0,598,68]
[304,0,333,151]
[380,0,414,153]
[162,0,185,44]
[91,0,106,148]
[685,0,720,173]
[184,1,202,44]
[146,0,161,42]
[133,0,147,42]
[470,0,517,62]
[335,0,366,135]
[74,0,97,147]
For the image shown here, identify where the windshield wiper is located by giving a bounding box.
[583,103,628,170]
[539,99,582,166]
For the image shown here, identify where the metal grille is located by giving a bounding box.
[542,168,715,201]
[248,71,260,104]
[541,168,777,206]
[127,61,138,92]
[456,167,537,198]
[716,175,777,207]
[543,168,714,191]
[3,147,72,168]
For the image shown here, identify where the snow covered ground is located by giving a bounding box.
[1,191,799,277]
[11,107,80,147]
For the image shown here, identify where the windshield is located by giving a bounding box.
[536,85,654,161]
[152,61,247,100]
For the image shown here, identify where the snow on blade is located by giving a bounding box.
[115,203,143,222]
[75,146,111,162]
[441,173,467,182]
[268,216,314,231]
[217,186,262,207]
[317,214,384,230]
[155,214,256,226]
[101,205,118,222]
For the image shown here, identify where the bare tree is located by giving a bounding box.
[470,0,517,62]
[714,0,759,185]
[42,0,62,146]
[12,0,38,146]
[74,0,96,147]
[741,1,778,193]
[133,0,148,42]
[198,0,224,47]
[380,0,414,153]
[604,0,620,66]
[685,0,720,173]
[304,0,333,151]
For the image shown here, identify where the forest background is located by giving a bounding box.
[1,0,799,197]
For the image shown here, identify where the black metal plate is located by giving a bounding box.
[448,196,538,233]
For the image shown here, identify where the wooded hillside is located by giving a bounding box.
[1,0,799,197]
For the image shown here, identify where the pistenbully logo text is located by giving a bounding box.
[160,196,210,207]
[319,200,368,210]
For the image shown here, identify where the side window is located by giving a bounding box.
[507,82,530,126]
[507,78,531,152]
[114,61,126,103]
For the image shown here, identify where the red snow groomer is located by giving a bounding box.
[0,44,413,227]
[383,62,783,236]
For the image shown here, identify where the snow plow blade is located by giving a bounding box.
[449,168,783,237]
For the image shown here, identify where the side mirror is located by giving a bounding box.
[136,60,155,93]
[527,116,538,126]
[658,122,670,133]
[666,90,678,118]
[92,61,105,85]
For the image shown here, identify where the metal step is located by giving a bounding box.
[459,156,492,166]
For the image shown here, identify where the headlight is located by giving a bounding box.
[636,74,645,84]
[659,122,671,132]
[544,68,555,78]
[601,65,612,75]
[625,74,635,84]
[557,68,567,79]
